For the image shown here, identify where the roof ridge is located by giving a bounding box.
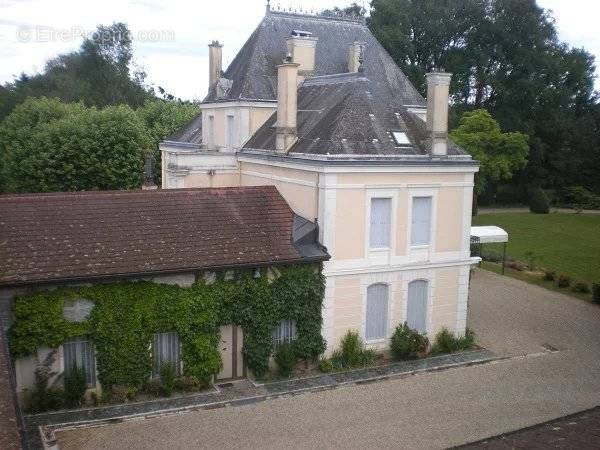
[267,9,366,25]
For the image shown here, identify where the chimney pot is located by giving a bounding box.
[426,71,452,156]
[285,33,318,77]
[348,41,366,73]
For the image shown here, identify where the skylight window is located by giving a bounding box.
[392,131,411,146]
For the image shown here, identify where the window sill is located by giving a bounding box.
[410,244,430,250]
[365,338,386,344]
[369,247,390,252]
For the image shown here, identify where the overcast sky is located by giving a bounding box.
[0,0,598,101]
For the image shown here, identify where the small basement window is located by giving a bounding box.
[392,131,411,146]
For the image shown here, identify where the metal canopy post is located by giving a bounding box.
[502,242,507,275]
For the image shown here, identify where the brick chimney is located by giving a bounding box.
[426,71,452,156]
[275,56,300,152]
[208,40,223,91]
[285,30,317,78]
[348,41,365,73]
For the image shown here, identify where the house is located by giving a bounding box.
[161,6,479,353]
[0,187,328,398]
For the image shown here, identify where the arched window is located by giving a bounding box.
[366,283,389,341]
[407,280,428,332]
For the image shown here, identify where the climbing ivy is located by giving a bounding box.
[9,264,325,386]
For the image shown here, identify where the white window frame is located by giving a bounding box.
[365,189,397,259]
[407,187,438,254]
[226,114,235,150]
[272,319,297,350]
[63,337,96,388]
[152,332,182,378]
[364,283,390,343]
[207,115,215,149]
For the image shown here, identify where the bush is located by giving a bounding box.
[390,323,429,360]
[63,365,87,408]
[560,186,600,210]
[274,342,296,378]
[144,379,163,397]
[571,282,590,294]
[529,188,550,214]
[480,249,504,263]
[174,376,204,392]
[430,328,476,355]
[556,274,572,288]
[506,260,526,271]
[109,385,134,404]
[593,283,600,303]
[543,270,556,281]
[318,358,333,373]
[26,366,64,413]
[329,331,377,370]
[160,361,176,397]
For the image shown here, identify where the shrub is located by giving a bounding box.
[174,376,204,392]
[481,249,504,263]
[63,365,87,408]
[109,385,132,404]
[390,323,429,360]
[571,282,590,294]
[160,361,176,397]
[329,331,376,370]
[430,328,476,355]
[144,379,163,397]
[592,283,600,303]
[318,358,333,373]
[26,366,64,413]
[529,188,550,214]
[556,274,572,288]
[543,270,556,281]
[274,342,296,378]
[560,186,600,210]
[523,250,538,271]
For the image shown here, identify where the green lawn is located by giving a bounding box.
[472,212,600,283]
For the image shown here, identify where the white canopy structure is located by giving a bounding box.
[470,226,508,244]
[470,226,509,274]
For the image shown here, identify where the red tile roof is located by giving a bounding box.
[0,186,325,286]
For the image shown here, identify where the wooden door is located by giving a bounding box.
[216,325,244,380]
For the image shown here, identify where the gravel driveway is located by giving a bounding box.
[56,270,600,449]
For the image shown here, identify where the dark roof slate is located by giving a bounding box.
[204,11,424,106]
[164,113,202,145]
[243,73,465,155]
[0,187,328,286]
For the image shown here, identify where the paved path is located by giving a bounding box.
[56,270,600,449]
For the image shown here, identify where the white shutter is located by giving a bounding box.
[366,284,389,340]
[411,197,432,246]
[369,198,392,248]
[64,338,96,387]
[407,280,428,332]
[226,115,235,149]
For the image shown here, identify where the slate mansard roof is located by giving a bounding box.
[0,186,328,287]
[244,72,465,156]
[205,10,424,106]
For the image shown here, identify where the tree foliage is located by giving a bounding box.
[0,23,153,122]
[0,97,147,192]
[369,0,600,196]
[450,109,529,195]
[135,100,199,184]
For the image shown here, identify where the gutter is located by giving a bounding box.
[0,254,330,289]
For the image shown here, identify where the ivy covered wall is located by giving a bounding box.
[9,264,325,386]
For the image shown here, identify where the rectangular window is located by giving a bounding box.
[369,198,392,248]
[411,196,432,246]
[272,320,297,350]
[64,338,96,387]
[153,332,181,377]
[207,115,215,149]
[226,115,235,150]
